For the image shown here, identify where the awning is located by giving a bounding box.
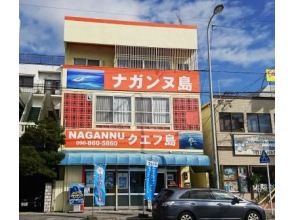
[60,151,210,167]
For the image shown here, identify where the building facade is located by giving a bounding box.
[19,54,63,136]
[53,16,210,211]
[202,94,275,200]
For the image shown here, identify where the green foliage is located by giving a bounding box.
[19,117,65,179]
[250,173,262,186]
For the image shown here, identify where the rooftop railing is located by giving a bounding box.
[19,54,64,66]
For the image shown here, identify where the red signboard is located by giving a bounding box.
[65,129,179,150]
[64,65,200,93]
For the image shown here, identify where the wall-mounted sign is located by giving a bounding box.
[65,129,179,150]
[67,69,104,90]
[69,183,84,205]
[179,132,203,149]
[266,68,275,82]
[65,129,204,151]
[233,134,275,155]
[118,173,128,189]
[65,66,200,93]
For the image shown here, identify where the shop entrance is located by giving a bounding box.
[84,166,178,209]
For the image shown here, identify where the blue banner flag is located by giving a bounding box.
[69,183,84,205]
[93,164,106,206]
[144,160,158,201]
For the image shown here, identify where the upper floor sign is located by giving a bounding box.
[65,66,200,93]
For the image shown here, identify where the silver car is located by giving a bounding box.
[152,188,266,220]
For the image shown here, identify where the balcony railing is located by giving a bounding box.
[19,54,64,66]
[19,83,62,95]
[19,122,35,137]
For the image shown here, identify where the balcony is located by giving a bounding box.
[19,122,35,137]
[19,83,62,95]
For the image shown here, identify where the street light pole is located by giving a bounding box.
[207,4,224,189]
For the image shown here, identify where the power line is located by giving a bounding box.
[199,69,264,75]
[20,3,141,18]
[238,75,265,92]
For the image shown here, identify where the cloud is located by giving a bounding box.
[262,1,275,16]
[20,0,275,68]
[217,78,242,88]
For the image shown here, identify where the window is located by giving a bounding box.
[96,96,131,123]
[178,63,189,70]
[223,166,248,193]
[135,97,170,124]
[74,58,86,65]
[74,58,100,66]
[144,60,157,69]
[44,80,60,94]
[219,113,244,132]
[130,172,144,193]
[247,113,272,133]
[223,167,239,192]
[87,59,100,66]
[211,190,235,200]
[180,190,212,199]
[19,76,34,87]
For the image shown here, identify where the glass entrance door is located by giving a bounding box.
[155,173,165,193]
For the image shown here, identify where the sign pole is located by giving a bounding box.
[266,163,274,215]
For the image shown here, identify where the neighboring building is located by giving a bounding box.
[53,16,210,211]
[19,54,63,136]
[202,92,275,200]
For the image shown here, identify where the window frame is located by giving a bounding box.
[247,113,272,133]
[74,58,100,66]
[179,190,213,200]
[95,95,131,124]
[219,112,244,132]
[19,75,34,88]
[211,190,236,201]
[135,97,171,125]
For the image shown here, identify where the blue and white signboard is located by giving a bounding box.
[144,161,158,201]
[69,183,84,205]
[93,164,106,206]
[260,150,270,163]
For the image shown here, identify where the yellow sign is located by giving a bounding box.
[266,69,275,82]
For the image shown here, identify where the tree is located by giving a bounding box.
[19,117,65,179]
[19,117,65,205]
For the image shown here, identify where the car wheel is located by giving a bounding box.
[178,211,195,220]
[246,210,261,220]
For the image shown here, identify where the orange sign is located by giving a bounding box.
[104,69,200,92]
[64,65,200,93]
[65,129,179,149]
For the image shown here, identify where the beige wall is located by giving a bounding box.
[52,180,64,212]
[201,97,275,167]
[190,172,209,188]
[62,166,83,212]
[201,105,213,158]
[214,98,275,139]
[218,150,275,166]
[64,19,197,49]
[65,43,115,66]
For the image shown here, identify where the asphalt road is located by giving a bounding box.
[19,215,83,220]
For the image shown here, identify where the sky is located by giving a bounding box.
[19,0,275,103]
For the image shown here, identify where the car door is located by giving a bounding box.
[184,190,220,219]
[211,190,244,220]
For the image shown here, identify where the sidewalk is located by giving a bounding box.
[20,210,153,220]
[20,209,275,220]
